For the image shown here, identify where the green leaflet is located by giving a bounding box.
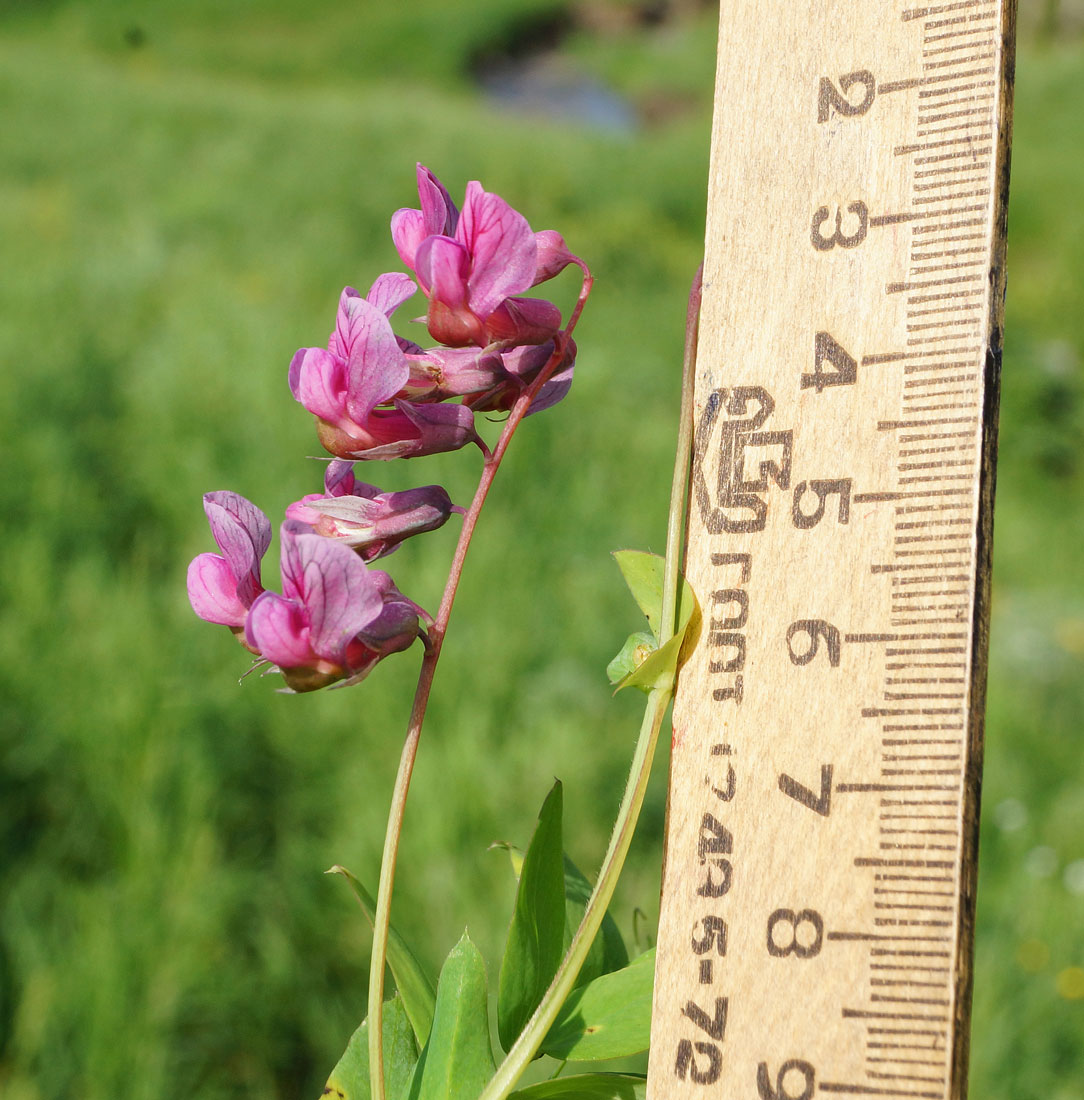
[493,842,630,990]
[613,550,668,637]
[402,932,495,1100]
[560,855,629,988]
[607,551,701,695]
[322,994,418,1100]
[327,865,437,1046]
[508,1074,647,1099]
[497,781,566,1052]
[539,948,655,1062]
[604,631,656,689]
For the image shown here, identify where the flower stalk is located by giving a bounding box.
[477,264,703,1100]
[366,269,594,1100]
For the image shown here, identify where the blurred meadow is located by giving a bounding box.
[0,0,1081,1096]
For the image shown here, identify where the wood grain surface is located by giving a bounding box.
[647,2,1016,1097]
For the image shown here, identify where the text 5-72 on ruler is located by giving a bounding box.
[648,1,1015,1098]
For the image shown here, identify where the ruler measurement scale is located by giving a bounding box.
[648,2,1014,1098]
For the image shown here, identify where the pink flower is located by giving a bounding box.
[285,460,459,561]
[289,278,478,460]
[391,165,570,349]
[244,523,423,692]
[187,492,271,639]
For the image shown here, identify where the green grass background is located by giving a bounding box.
[0,1,1081,1096]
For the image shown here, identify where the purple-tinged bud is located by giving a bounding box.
[484,296,562,348]
[292,483,458,561]
[466,337,577,415]
[402,345,509,401]
[531,230,576,285]
[314,401,477,461]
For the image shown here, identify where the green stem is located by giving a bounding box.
[366,270,594,1100]
[477,264,703,1100]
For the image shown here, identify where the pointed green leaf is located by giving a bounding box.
[327,865,436,1045]
[605,631,657,688]
[609,553,702,692]
[498,781,566,1051]
[403,932,495,1100]
[508,1074,646,1099]
[561,856,629,988]
[493,844,629,991]
[611,578,702,695]
[539,948,655,1062]
[322,993,418,1100]
[612,551,666,636]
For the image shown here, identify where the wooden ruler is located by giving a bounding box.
[647,2,1015,1098]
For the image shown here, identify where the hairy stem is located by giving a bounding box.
[477,264,702,1100]
[367,271,593,1100]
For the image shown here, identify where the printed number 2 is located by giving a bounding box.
[818,70,876,122]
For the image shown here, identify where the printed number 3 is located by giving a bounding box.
[811,201,869,251]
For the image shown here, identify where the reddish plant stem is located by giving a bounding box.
[367,269,593,1099]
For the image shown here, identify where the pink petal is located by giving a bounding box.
[294,536,385,661]
[284,493,325,527]
[324,459,375,497]
[202,492,271,606]
[245,591,314,668]
[417,164,459,236]
[291,346,350,425]
[366,272,417,318]
[390,208,426,273]
[187,553,248,627]
[303,494,384,534]
[329,287,362,360]
[415,236,471,311]
[340,295,410,425]
[458,181,537,318]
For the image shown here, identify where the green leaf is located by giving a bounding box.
[612,550,666,636]
[608,553,702,694]
[402,932,495,1100]
[605,631,657,688]
[327,865,437,1046]
[610,632,684,695]
[493,844,629,991]
[498,781,567,1051]
[539,948,655,1062]
[508,1073,647,1099]
[322,993,418,1100]
[561,856,629,988]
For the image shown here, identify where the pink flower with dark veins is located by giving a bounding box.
[289,277,478,460]
[244,523,424,692]
[286,460,460,561]
[391,165,575,349]
[187,491,272,645]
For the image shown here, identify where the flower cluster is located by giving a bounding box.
[187,165,585,691]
